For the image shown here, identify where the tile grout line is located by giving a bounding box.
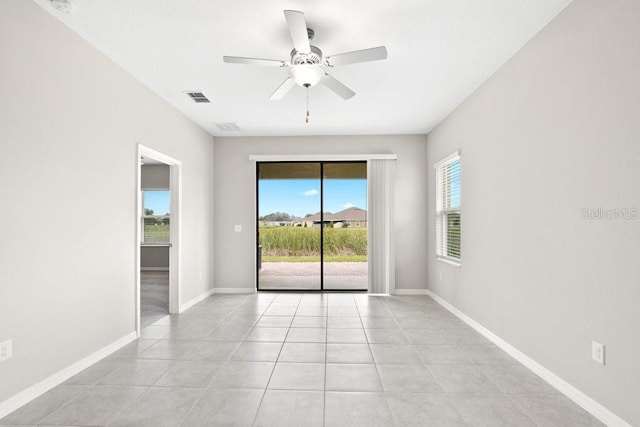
[249,293,298,426]
[323,295,329,427]
[410,334,471,422]
[355,295,398,427]
[181,296,267,427]
[502,393,540,427]
[178,298,246,427]
[176,387,209,427]
[29,384,87,426]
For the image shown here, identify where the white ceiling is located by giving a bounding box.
[35,0,572,137]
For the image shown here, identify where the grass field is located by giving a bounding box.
[144,224,169,243]
[143,225,367,262]
[260,227,367,262]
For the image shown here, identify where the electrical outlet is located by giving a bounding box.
[592,341,605,365]
[0,339,12,362]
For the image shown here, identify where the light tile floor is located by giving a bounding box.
[0,293,604,426]
[140,271,169,329]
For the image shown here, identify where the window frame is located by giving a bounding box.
[434,151,461,266]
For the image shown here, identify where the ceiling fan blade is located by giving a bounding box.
[284,10,311,54]
[321,73,356,100]
[269,78,296,100]
[223,56,288,67]
[324,46,388,67]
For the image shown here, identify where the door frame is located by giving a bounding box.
[136,145,182,336]
[250,154,397,294]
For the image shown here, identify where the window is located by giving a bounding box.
[435,151,461,264]
[142,190,170,243]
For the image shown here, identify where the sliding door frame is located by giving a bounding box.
[256,160,366,292]
[250,153,397,294]
[255,161,322,292]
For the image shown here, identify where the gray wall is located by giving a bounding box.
[0,0,214,403]
[141,164,170,189]
[141,165,170,269]
[213,135,428,291]
[140,246,170,270]
[426,0,640,424]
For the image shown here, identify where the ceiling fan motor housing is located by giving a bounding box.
[290,45,323,65]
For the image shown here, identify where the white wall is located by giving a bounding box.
[0,0,214,404]
[426,0,640,424]
[214,135,428,291]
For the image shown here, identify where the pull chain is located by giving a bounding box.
[305,86,310,124]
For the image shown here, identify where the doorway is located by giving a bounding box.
[257,161,367,291]
[136,145,181,335]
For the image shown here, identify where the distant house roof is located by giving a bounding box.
[304,207,366,222]
[303,212,324,222]
[334,207,366,221]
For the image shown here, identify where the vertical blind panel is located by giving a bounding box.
[368,159,396,294]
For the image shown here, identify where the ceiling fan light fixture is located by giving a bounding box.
[290,65,324,88]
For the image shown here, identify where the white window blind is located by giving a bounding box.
[435,152,461,264]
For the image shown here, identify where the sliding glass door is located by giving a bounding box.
[257,162,322,290]
[322,163,368,290]
[257,161,367,291]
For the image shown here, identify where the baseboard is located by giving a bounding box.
[179,288,216,312]
[213,287,256,294]
[0,331,137,420]
[394,288,429,295]
[178,287,256,312]
[425,290,630,427]
[140,267,169,271]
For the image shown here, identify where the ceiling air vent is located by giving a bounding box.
[185,92,211,103]
[214,122,242,132]
[50,0,76,13]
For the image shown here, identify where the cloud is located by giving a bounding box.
[343,203,355,209]
[302,189,318,196]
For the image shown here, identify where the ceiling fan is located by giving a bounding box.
[223,10,388,101]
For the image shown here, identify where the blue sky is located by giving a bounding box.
[259,179,367,218]
[144,190,170,215]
